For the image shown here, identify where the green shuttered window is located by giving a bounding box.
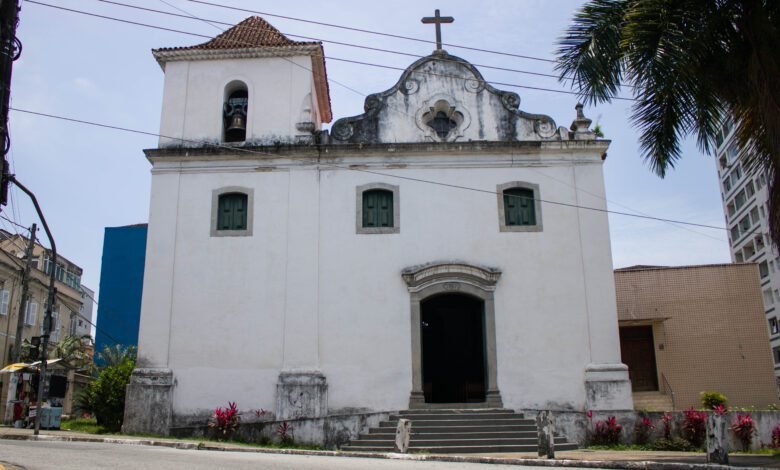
[362,189,394,228]
[217,192,248,231]
[503,188,535,226]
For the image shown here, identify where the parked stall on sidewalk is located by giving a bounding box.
[1,359,64,429]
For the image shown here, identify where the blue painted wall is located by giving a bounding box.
[94,224,147,363]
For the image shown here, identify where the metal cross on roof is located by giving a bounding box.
[421,9,454,51]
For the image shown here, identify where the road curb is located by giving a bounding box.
[0,433,757,470]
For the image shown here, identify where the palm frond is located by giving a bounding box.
[555,0,631,104]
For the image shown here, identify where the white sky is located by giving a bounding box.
[7,0,730,303]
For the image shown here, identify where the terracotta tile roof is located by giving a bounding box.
[152,16,332,123]
[156,16,319,52]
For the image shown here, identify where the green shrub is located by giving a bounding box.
[651,437,695,451]
[700,391,728,410]
[77,357,135,432]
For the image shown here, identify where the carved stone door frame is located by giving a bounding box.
[402,262,503,408]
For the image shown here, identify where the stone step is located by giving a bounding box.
[632,391,674,411]
[360,431,538,440]
[349,437,541,447]
[370,424,536,433]
[381,418,533,427]
[344,409,578,454]
[389,413,526,421]
[355,435,573,444]
[398,408,515,415]
[341,442,580,454]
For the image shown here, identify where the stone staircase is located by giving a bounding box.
[632,391,674,411]
[341,409,578,454]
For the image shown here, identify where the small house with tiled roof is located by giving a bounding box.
[124,15,632,449]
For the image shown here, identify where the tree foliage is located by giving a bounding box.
[51,335,94,371]
[76,345,136,431]
[97,344,137,368]
[556,0,780,242]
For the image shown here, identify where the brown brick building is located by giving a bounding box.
[615,264,777,410]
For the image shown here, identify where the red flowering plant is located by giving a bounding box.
[276,421,294,444]
[731,414,756,451]
[682,408,707,448]
[208,401,240,440]
[634,415,655,445]
[772,423,780,449]
[592,416,622,446]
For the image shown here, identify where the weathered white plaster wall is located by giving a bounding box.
[137,145,625,419]
[158,55,317,147]
[317,155,612,412]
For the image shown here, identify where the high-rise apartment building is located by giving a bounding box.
[714,119,780,387]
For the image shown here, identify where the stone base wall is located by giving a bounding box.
[169,411,392,449]
[122,368,174,436]
[529,409,780,450]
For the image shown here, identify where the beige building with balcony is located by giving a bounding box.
[615,264,777,410]
[0,230,91,421]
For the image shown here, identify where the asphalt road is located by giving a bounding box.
[0,440,597,470]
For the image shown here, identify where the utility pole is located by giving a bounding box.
[0,2,56,436]
[11,221,34,362]
[0,2,54,438]
[0,0,21,208]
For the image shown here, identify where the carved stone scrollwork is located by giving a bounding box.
[464,78,485,93]
[331,121,354,141]
[500,92,521,111]
[401,79,420,95]
[534,118,556,138]
[401,262,502,293]
[364,94,383,112]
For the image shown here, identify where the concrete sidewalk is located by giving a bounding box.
[0,426,776,469]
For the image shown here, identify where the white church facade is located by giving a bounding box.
[123,15,632,441]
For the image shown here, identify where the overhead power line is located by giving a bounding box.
[95,0,578,83]
[185,0,558,64]
[10,106,725,232]
[0,212,29,231]
[26,1,637,102]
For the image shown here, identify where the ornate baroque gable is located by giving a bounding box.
[331,50,567,144]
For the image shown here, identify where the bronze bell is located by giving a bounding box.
[226,112,246,133]
[224,97,247,142]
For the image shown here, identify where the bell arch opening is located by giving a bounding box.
[223,80,248,143]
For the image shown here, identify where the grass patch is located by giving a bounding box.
[586,444,654,451]
[60,418,107,434]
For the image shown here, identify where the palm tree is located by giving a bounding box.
[96,344,137,368]
[51,335,93,371]
[556,0,780,242]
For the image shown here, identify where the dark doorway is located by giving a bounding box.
[421,293,486,403]
[619,325,659,392]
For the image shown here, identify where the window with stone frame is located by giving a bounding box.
[503,188,536,226]
[497,182,542,232]
[211,187,254,237]
[363,190,394,228]
[217,193,248,231]
[356,183,400,234]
